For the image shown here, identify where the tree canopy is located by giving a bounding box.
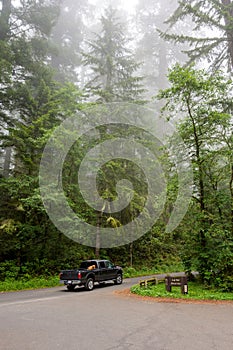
[161,0,233,72]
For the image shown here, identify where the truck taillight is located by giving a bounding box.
[77,272,82,279]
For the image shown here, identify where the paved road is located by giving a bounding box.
[0,275,233,350]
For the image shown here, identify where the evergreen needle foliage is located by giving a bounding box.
[82,7,146,103]
[160,0,233,72]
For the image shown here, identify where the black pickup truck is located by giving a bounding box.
[59,259,123,291]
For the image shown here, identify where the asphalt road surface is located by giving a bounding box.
[0,275,233,350]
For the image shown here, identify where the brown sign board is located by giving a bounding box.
[165,276,188,294]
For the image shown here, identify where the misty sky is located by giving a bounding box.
[89,0,139,12]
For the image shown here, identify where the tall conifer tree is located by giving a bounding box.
[82,7,145,103]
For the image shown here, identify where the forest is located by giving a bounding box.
[0,0,233,291]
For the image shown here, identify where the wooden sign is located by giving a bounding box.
[165,276,188,294]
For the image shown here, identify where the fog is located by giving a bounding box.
[50,0,191,99]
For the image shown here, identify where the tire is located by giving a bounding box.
[85,277,94,291]
[67,284,75,291]
[114,273,122,285]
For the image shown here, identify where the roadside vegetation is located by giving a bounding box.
[0,276,60,292]
[123,262,184,278]
[0,261,184,292]
[131,280,233,302]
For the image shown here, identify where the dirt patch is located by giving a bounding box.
[114,288,233,305]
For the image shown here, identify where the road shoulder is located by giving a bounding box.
[114,288,233,305]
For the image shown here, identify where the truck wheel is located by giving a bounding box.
[114,273,122,285]
[85,278,94,291]
[67,285,75,291]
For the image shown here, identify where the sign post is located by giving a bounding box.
[165,276,188,294]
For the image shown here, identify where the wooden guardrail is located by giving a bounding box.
[139,277,165,288]
[139,275,189,295]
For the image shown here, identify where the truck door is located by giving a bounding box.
[105,260,116,279]
[98,261,109,281]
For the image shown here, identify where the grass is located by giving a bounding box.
[131,281,233,301]
[0,276,60,292]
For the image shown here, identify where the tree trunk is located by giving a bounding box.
[221,0,233,70]
[2,146,12,177]
[95,212,101,258]
[158,39,168,90]
[188,99,206,246]
[0,0,11,40]
[129,242,133,267]
[230,164,233,235]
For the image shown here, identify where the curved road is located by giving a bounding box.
[0,275,233,350]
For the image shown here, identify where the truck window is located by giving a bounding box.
[80,262,88,269]
[105,261,114,268]
[99,261,106,269]
[90,261,97,268]
[80,261,97,269]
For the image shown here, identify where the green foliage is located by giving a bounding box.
[158,64,233,287]
[131,281,233,301]
[0,276,60,292]
[123,261,184,278]
[160,0,233,71]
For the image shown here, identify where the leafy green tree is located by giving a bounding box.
[0,78,84,275]
[158,64,233,287]
[161,0,233,72]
